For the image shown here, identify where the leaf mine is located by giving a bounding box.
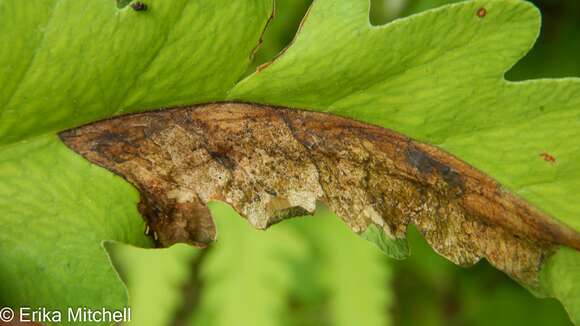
[59,102,580,288]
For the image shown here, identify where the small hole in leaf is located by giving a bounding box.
[477,7,487,18]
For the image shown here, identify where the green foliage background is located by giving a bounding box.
[0,0,578,325]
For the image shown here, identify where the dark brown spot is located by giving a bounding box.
[540,152,556,164]
[406,146,464,194]
[406,146,436,174]
[131,2,147,11]
[477,7,487,18]
[209,151,236,170]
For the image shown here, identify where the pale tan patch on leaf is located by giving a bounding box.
[59,102,580,288]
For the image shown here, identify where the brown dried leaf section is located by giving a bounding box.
[59,102,580,287]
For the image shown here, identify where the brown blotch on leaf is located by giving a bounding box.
[476,7,487,18]
[540,152,556,165]
[59,103,580,288]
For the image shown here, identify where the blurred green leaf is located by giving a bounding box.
[189,202,308,326]
[301,212,392,326]
[117,203,393,326]
[507,1,580,79]
[110,243,198,326]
